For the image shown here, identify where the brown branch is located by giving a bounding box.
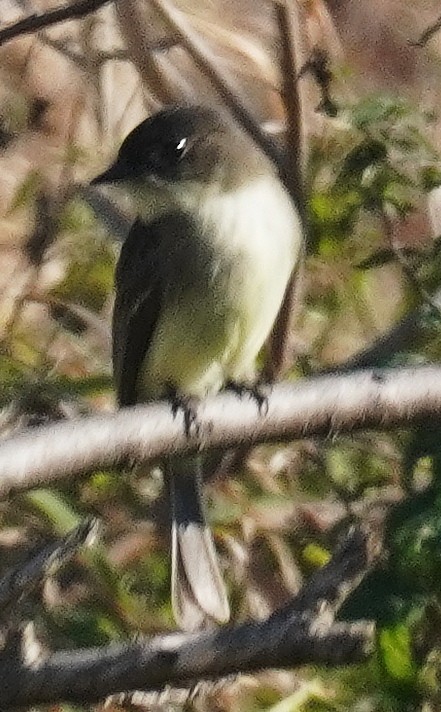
[1,367,441,497]
[0,519,99,612]
[331,306,434,372]
[285,525,380,615]
[329,285,441,373]
[1,619,372,707]
[78,186,132,241]
[0,526,377,708]
[264,254,305,381]
[274,1,306,211]
[0,0,111,46]
[264,1,307,381]
[411,14,441,47]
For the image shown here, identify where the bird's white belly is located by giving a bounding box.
[139,177,302,399]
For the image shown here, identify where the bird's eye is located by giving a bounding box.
[158,136,190,170]
[174,137,188,158]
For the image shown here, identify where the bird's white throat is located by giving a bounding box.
[134,175,302,265]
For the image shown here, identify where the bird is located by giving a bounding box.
[91,105,303,631]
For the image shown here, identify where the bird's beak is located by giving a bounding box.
[90,159,130,186]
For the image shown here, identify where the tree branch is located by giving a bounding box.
[1,367,441,497]
[0,0,111,47]
[411,14,441,47]
[265,2,307,380]
[0,526,377,708]
[274,1,306,210]
[329,294,441,373]
[0,519,99,613]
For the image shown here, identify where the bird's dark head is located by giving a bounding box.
[90,106,262,193]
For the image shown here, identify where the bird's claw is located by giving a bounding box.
[225,381,269,416]
[167,387,200,438]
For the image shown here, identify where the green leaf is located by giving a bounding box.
[351,95,409,131]
[420,165,441,192]
[50,248,114,312]
[302,543,331,568]
[378,623,417,683]
[267,681,327,712]
[7,170,42,213]
[58,197,97,233]
[336,139,387,185]
[26,489,81,535]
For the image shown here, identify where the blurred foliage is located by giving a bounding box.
[3,20,441,709]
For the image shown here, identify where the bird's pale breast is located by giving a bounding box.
[139,176,302,399]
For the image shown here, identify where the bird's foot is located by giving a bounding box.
[224,380,269,416]
[166,386,200,438]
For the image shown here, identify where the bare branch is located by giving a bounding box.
[411,14,441,47]
[265,1,307,381]
[1,367,441,497]
[0,519,99,612]
[78,186,132,242]
[285,525,380,615]
[0,0,111,47]
[330,289,441,373]
[2,618,372,707]
[0,526,377,708]
[274,1,306,210]
[264,254,305,381]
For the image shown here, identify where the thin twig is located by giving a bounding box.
[0,519,99,611]
[286,525,380,615]
[0,0,111,46]
[42,34,177,70]
[410,14,441,47]
[264,1,307,381]
[274,1,305,211]
[79,186,132,241]
[330,295,441,372]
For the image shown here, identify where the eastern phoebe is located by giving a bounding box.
[91,106,303,631]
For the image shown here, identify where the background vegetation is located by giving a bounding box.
[2,0,441,710]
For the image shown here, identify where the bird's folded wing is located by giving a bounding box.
[112,213,195,406]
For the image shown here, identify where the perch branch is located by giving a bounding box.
[1,367,441,497]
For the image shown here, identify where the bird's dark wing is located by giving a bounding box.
[112,211,201,406]
[112,217,162,406]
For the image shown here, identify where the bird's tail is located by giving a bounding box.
[166,456,230,631]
